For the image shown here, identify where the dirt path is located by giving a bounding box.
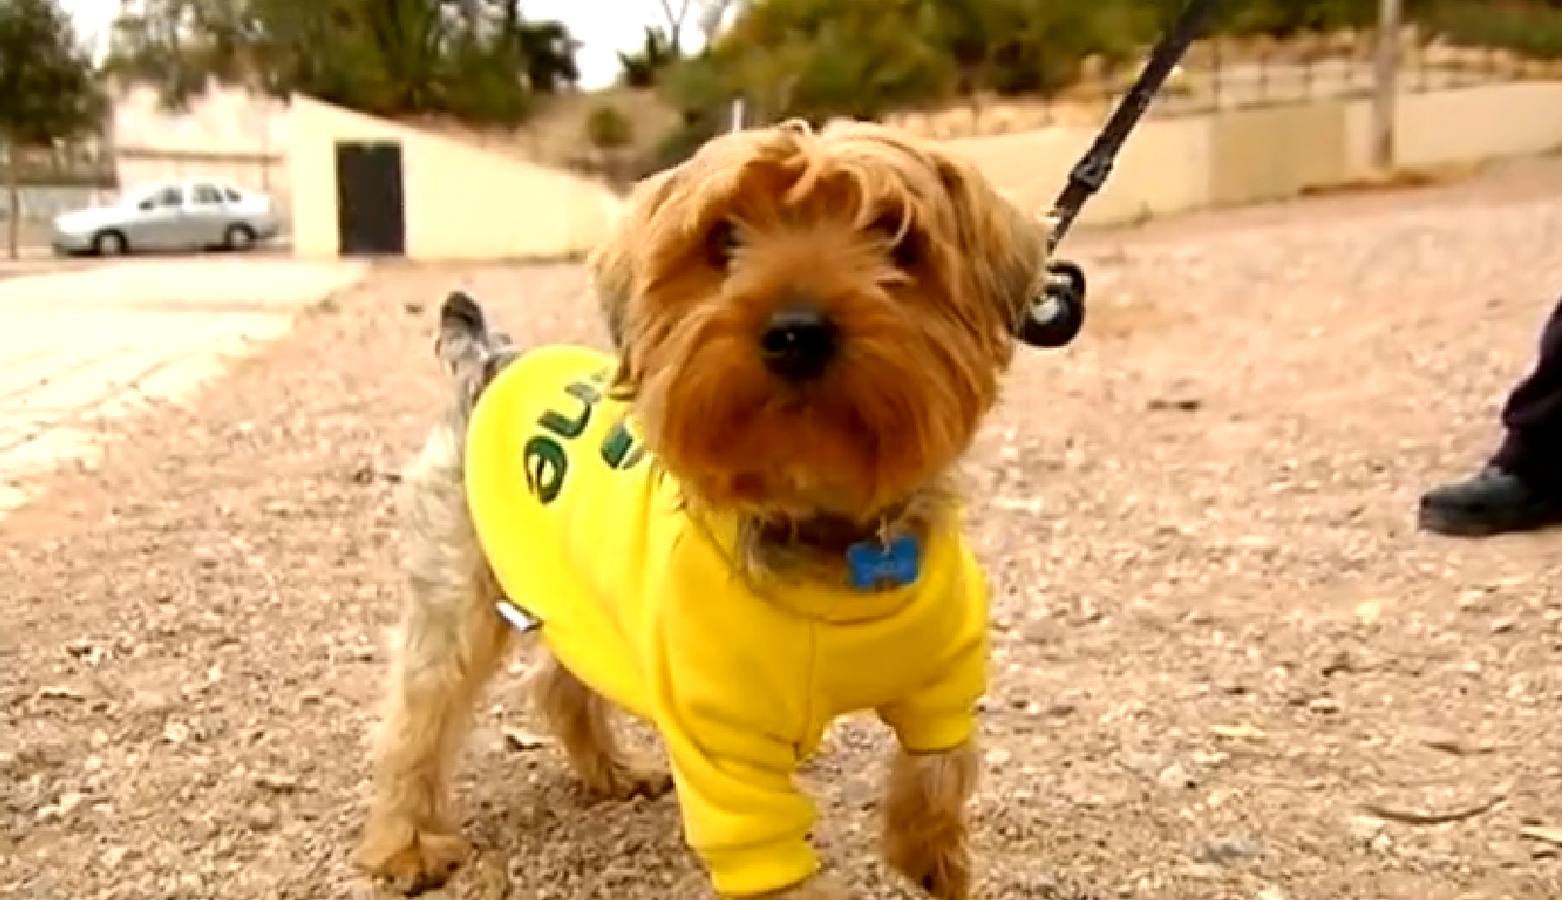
[4,159,1562,900]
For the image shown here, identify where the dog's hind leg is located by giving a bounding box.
[356,423,511,894]
[532,652,672,801]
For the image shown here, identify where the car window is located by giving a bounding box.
[156,186,183,207]
[192,184,224,205]
[223,187,242,203]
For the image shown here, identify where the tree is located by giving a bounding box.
[0,0,106,259]
[618,26,680,87]
[695,0,741,43]
[108,0,580,125]
[656,0,694,54]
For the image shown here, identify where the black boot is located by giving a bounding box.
[1418,466,1562,537]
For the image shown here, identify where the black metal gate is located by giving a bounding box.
[334,141,405,255]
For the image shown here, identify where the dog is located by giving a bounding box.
[355,119,1054,899]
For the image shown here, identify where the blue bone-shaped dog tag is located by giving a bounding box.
[846,533,922,591]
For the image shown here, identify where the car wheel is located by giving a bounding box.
[224,224,257,251]
[93,231,128,257]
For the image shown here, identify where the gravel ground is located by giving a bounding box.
[4,157,1562,900]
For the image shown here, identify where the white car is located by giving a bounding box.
[52,178,281,256]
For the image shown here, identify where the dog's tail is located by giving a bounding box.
[436,291,494,376]
[435,292,519,408]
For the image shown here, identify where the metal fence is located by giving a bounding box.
[891,29,1559,138]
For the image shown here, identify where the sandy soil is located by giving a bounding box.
[4,157,1562,900]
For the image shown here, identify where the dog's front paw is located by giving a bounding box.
[584,757,674,802]
[355,816,473,895]
[884,834,970,900]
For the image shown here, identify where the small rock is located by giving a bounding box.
[1456,589,1489,612]
[1490,617,1517,634]
[1320,649,1359,676]
[1198,835,1265,864]
[1211,723,1267,741]
[1308,697,1340,714]
[1347,814,1385,846]
[1354,600,1382,627]
[37,685,85,701]
[1417,728,1494,756]
[1148,397,1202,412]
[57,791,84,816]
[101,846,135,868]
[1256,887,1286,900]
[255,772,299,793]
[1370,832,1394,854]
[131,690,172,715]
[246,804,277,832]
[1181,862,1224,880]
[984,747,1014,768]
[162,722,190,744]
[502,727,551,751]
[63,638,97,658]
[1157,762,1195,790]
[1520,825,1562,846]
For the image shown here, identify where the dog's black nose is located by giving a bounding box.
[760,305,837,381]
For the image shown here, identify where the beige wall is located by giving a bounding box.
[1368,81,1562,172]
[285,80,1562,259]
[113,82,288,156]
[1209,101,1348,205]
[945,115,1210,228]
[111,82,291,215]
[287,95,621,260]
[949,80,1562,230]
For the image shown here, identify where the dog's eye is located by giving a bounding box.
[706,221,740,269]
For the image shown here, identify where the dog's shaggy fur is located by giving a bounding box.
[355,120,1052,899]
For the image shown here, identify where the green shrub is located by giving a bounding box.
[585,104,634,150]
[1423,0,1562,59]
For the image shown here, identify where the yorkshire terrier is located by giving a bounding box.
[355,119,1053,899]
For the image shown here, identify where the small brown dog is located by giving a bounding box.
[356,119,1053,899]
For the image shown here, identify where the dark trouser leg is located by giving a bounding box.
[1491,295,1562,488]
[1420,295,1562,536]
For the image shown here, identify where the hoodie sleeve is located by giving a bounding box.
[876,548,990,753]
[875,624,987,752]
[660,720,820,897]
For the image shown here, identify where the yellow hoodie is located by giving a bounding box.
[464,345,989,897]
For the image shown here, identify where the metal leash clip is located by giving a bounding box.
[1019,260,1087,349]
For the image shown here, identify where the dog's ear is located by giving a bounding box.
[590,166,685,344]
[589,165,687,396]
[927,148,1051,343]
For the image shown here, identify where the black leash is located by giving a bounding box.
[1018,0,1219,348]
